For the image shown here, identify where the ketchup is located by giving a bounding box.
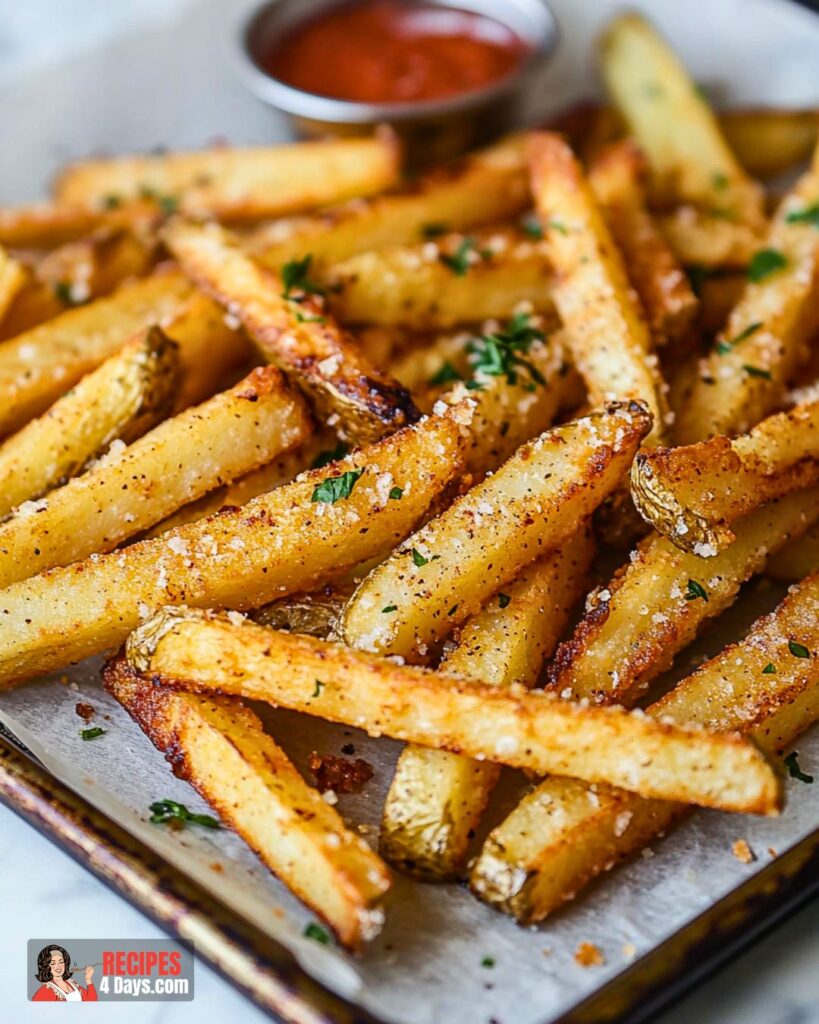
[260,1,529,105]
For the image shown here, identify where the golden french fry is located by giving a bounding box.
[104,658,390,948]
[341,401,651,661]
[0,364,310,588]
[54,135,401,221]
[0,200,159,249]
[0,327,179,518]
[632,397,819,552]
[0,246,24,325]
[164,220,419,444]
[0,408,467,687]
[656,208,765,268]
[548,487,819,705]
[124,607,779,814]
[528,132,667,443]
[472,570,819,921]
[380,527,595,879]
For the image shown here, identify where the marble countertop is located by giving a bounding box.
[1,2,818,1021]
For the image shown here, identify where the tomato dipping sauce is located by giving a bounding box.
[260,0,531,105]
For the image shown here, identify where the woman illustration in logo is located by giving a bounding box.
[32,944,98,1002]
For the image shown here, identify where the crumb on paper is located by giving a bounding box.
[308,751,374,794]
[209,862,224,873]
[542,947,551,957]
[732,839,755,864]
[574,941,605,967]
[75,702,95,721]
[622,942,637,961]
[767,846,778,859]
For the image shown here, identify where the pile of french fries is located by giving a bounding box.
[2,12,819,952]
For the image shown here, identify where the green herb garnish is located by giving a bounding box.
[389,486,403,500]
[422,222,449,239]
[762,663,776,674]
[547,219,568,235]
[467,312,546,389]
[295,310,326,324]
[311,680,324,698]
[788,640,811,659]
[441,237,483,276]
[716,320,763,355]
[747,248,787,283]
[411,548,429,567]
[743,365,772,380]
[684,579,708,602]
[785,203,819,228]
[102,194,121,209]
[447,604,459,616]
[382,604,397,613]
[304,922,331,945]
[429,361,463,387]
[498,593,511,609]
[80,727,106,741]
[282,255,324,299]
[149,799,221,829]
[784,751,814,783]
[311,468,364,504]
[53,281,76,305]
[712,172,729,190]
[521,215,543,239]
[481,956,496,968]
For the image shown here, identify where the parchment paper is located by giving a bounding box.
[1,1,819,1021]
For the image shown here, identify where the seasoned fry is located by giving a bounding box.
[163,220,419,443]
[599,13,764,225]
[0,408,467,686]
[0,246,24,324]
[472,570,819,921]
[548,487,819,705]
[249,135,529,269]
[632,397,819,552]
[54,135,401,221]
[325,229,552,329]
[0,365,310,588]
[124,607,780,814]
[0,271,194,436]
[341,401,651,661]
[380,527,594,879]
[0,327,179,518]
[105,658,390,948]
[675,157,819,442]
[656,208,764,268]
[588,140,698,346]
[0,201,159,249]
[720,109,818,180]
[528,133,667,443]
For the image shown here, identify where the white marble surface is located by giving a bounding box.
[1,1,818,1022]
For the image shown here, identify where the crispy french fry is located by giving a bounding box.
[632,397,819,552]
[0,246,24,324]
[341,402,650,661]
[0,364,310,588]
[164,220,418,443]
[54,136,401,221]
[472,570,819,921]
[599,13,765,225]
[104,658,390,948]
[0,408,467,686]
[0,201,160,249]
[548,487,819,705]
[0,270,194,436]
[656,208,764,268]
[0,275,64,342]
[380,526,595,879]
[249,136,529,269]
[720,109,818,180]
[0,327,179,518]
[528,133,667,443]
[675,155,819,442]
[124,607,779,814]
[588,140,698,346]
[767,523,819,582]
[325,229,553,329]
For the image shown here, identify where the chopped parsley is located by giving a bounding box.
[149,799,221,829]
[138,185,177,214]
[715,321,763,355]
[521,215,543,239]
[53,281,78,305]
[467,312,546,390]
[311,468,364,504]
[498,593,511,609]
[747,248,787,283]
[382,604,397,613]
[311,679,325,698]
[684,579,708,602]
[389,486,403,500]
[785,203,819,228]
[429,361,463,387]
[441,237,485,276]
[481,956,496,968]
[762,663,776,674]
[411,548,429,567]
[784,751,814,783]
[788,640,811,659]
[281,255,324,300]
[447,604,459,616]
[295,310,326,324]
[547,218,568,235]
[304,922,331,945]
[80,726,106,741]
[422,221,449,239]
[743,365,772,380]
[102,194,122,209]
[311,442,349,469]
[712,171,729,190]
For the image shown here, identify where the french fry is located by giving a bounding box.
[548,487,819,705]
[249,135,529,269]
[380,526,595,879]
[720,109,818,180]
[0,200,159,249]
[124,607,779,813]
[0,364,310,588]
[599,13,765,225]
[325,229,553,329]
[0,246,24,325]
[104,658,390,948]
[0,408,467,686]
[0,327,179,518]
[340,401,650,661]
[54,136,401,221]
[0,275,64,342]
[0,270,194,436]
[472,570,819,921]
[675,154,819,442]
[163,220,419,444]
[632,397,819,552]
[589,140,698,346]
[528,133,667,443]
[656,208,764,268]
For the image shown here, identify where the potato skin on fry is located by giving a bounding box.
[104,657,390,948]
